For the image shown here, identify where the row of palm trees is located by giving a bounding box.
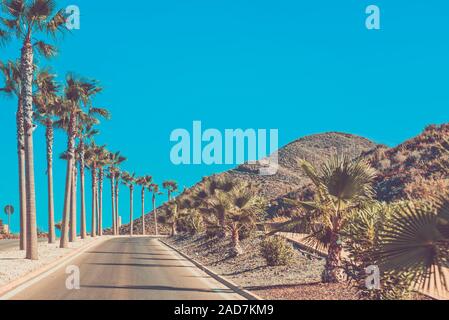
[0,0,181,260]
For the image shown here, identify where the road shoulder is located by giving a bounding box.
[159,239,262,301]
[0,236,113,299]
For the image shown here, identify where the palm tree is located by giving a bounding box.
[163,180,178,202]
[76,120,99,239]
[107,152,126,235]
[149,183,162,235]
[115,171,123,233]
[270,156,377,282]
[85,142,106,237]
[96,147,110,236]
[70,155,78,242]
[122,172,137,236]
[209,182,265,256]
[34,69,60,244]
[1,0,68,260]
[137,176,152,235]
[59,149,78,242]
[0,60,26,250]
[58,75,105,248]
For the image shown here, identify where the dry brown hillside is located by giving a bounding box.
[119,124,449,230]
[227,132,377,201]
[366,124,449,201]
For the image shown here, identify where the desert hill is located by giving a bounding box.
[119,124,449,233]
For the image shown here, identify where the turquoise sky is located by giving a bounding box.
[1,0,448,232]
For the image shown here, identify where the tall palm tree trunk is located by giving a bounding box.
[95,181,99,235]
[16,99,27,250]
[110,174,116,235]
[141,188,145,235]
[115,180,120,235]
[21,39,38,259]
[69,164,77,242]
[129,186,134,236]
[152,195,158,236]
[98,169,104,236]
[60,113,76,249]
[79,141,87,239]
[45,120,55,244]
[91,165,97,237]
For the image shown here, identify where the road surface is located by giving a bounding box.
[7,237,245,300]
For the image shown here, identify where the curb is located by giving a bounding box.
[159,239,263,301]
[0,236,113,299]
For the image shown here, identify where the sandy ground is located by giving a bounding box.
[0,237,103,287]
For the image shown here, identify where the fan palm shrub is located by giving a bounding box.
[344,198,449,299]
[209,182,266,256]
[270,156,377,282]
[193,175,235,237]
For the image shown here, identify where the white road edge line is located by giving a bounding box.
[157,240,246,301]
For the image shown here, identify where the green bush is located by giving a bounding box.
[260,236,294,266]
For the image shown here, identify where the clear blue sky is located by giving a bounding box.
[1,0,448,232]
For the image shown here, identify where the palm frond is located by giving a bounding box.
[45,8,66,36]
[377,201,449,293]
[34,40,57,57]
[2,0,25,18]
[26,0,54,22]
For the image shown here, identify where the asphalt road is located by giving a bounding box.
[7,237,245,300]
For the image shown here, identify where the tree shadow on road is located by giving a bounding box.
[87,262,193,268]
[81,284,235,294]
[87,251,167,256]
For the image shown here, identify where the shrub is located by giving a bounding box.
[205,226,223,239]
[260,236,294,266]
[239,224,256,240]
[393,152,407,164]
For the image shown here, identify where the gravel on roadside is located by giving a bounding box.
[165,233,363,300]
[0,237,102,287]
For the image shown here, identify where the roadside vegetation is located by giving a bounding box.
[1,0,448,301]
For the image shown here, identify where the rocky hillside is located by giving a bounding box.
[270,124,449,216]
[227,132,377,201]
[121,124,449,229]
[367,124,449,201]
